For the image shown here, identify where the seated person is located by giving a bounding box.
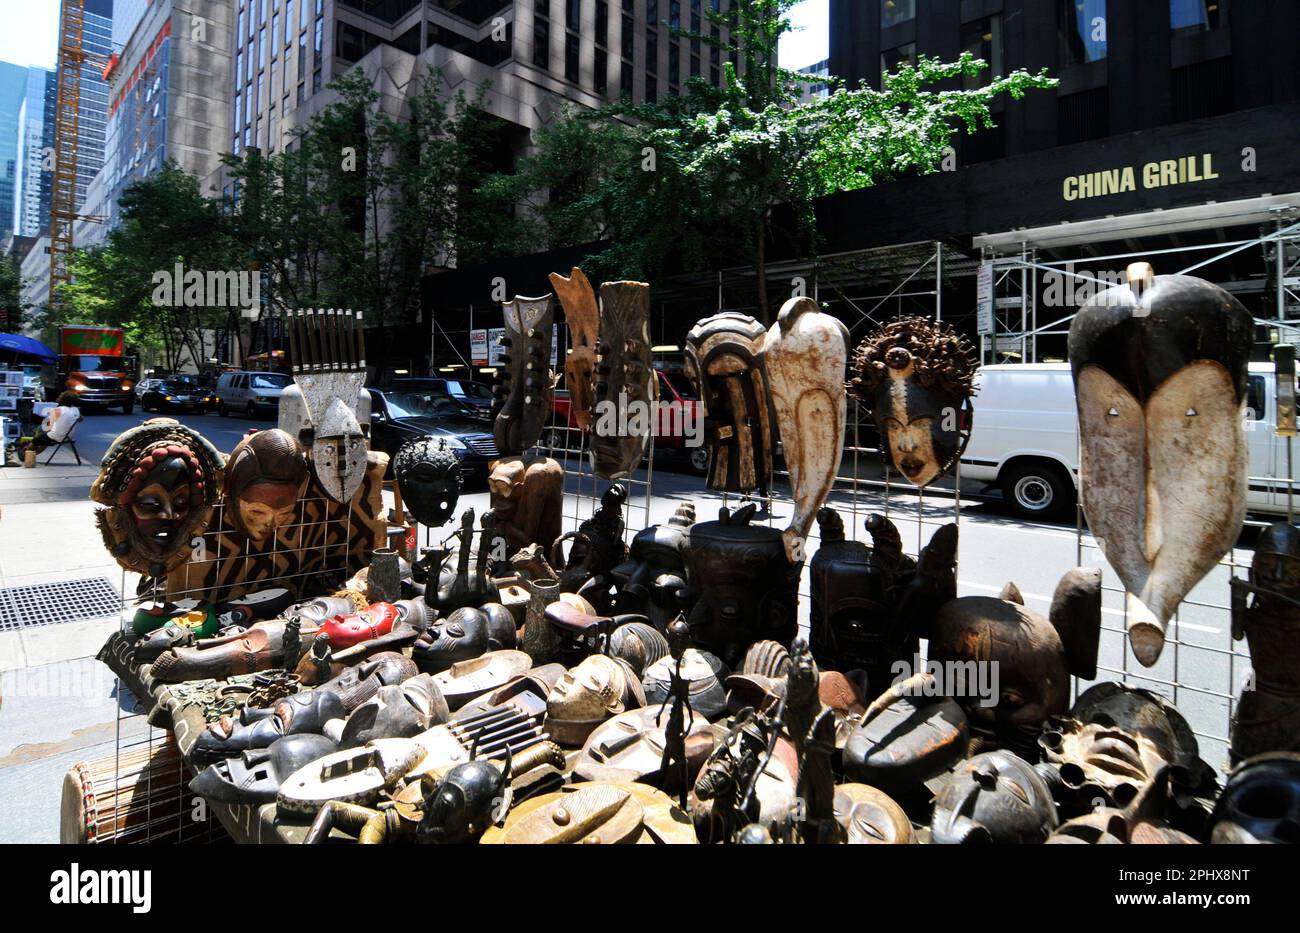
[25,392,82,454]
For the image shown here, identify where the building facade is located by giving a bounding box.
[225,0,740,165]
[830,0,1300,165]
[13,68,56,238]
[0,61,29,239]
[100,0,234,230]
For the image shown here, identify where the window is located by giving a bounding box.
[596,1,608,46]
[960,16,1002,90]
[567,0,581,30]
[260,27,267,69]
[881,0,915,29]
[314,17,322,54]
[595,47,608,94]
[621,60,633,97]
[1059,0,1108,65]
[534,18,550,69]
[622,14,634,57]
[880,43,915,82]
[565,31,579,82]
[669,42,679,86]
[285,1,293,45]
[1171,0,1225,36]
[670,1,681,29]
[647,28,658,73]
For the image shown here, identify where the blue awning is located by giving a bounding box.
[0,333,59,365]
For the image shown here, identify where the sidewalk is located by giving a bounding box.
[0,460,142,843]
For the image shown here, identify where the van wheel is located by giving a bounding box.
[1001,462,1071,521]
[247,402,257,419]
[688,446,710,475]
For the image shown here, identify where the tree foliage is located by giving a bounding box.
[0,253,24,332]
[482,0,1057,319]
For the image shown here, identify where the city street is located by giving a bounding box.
[0,408,1258,840]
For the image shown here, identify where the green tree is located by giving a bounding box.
[222,67,492,359]
[58,163,243,371]
[485,0,1057,320]
[0,253,24,331]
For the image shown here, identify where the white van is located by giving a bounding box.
[960,362,1291,520]
[215,371,292,419]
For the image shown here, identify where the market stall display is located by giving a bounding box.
[72,277,1294,845]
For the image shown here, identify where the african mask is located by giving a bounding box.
[339,674,449,748]
[550,267,599,431]
[394,436,462,529]
[575,706,714,787]
[590,281,655,480]
[546,655,642,744]
[642,647,730,722]
[843,693,969,803]
[833,784,915,844]
[488,456,563,556]
[224,428,309,542]
[1210,752,1300,844]
[1039,717,1171,813]
[412,605,515,674]
[491,294,554,456]
[418,758,510,845]
[809,508,919,691]
[1230,522,1300,762]
[929,568,1101,759]
[1070,682,1212,788]
[763,297,850,561]
[91,419,224,576]
[1069,264,1253,666]
[684,311,773,495]
[189,733,338,806]
[281,307,371,504]
[849,316,976,489]
[612,501,695,630]
[682,505,800,668]
[931,750,1059,844]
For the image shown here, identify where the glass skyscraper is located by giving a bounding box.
[0,60,28,237]
[14,67,56,237]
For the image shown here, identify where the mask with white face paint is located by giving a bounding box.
[1069,264,1253,666]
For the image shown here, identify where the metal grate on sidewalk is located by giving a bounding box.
[0,577,121,631]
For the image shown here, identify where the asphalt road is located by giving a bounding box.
[50,408,1254,770]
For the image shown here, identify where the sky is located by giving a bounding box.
[0,0,829,78]
[780,0,830,71]
[0,0,60,71]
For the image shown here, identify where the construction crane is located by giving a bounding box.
[48,0,108,305]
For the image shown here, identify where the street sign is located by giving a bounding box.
[977,261,994,335]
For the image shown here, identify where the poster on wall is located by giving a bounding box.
[470,328,488,366]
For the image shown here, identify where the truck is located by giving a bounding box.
[51,325,135,414]
[960,362,1294,521]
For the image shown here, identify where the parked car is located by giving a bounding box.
[134,378,164,401]
[366,387,501,484]
[960,362,1290,520]
[383,377,495,417]
[215,371,292,419]
[140,380,211,414]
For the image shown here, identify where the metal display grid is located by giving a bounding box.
[107,483,380,843]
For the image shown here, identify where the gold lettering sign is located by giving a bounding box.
[1062,153,1219,201]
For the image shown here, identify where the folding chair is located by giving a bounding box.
[44,418,83,466]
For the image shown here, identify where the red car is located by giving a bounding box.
[548,368,707,474]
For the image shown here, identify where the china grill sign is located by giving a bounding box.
[1061,152,1219,202]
